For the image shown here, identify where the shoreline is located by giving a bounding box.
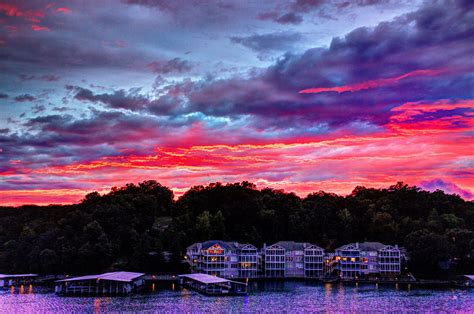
[8,275,470,291]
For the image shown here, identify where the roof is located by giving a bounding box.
[337,242,387,251]
[57,271,145,283]
[201,240,239,250]
[238,243,257,250]
[0,274,38,279]
[358,242,387,251]
[187,240,242,251]
[179,273,231,284]
[305,244,324,251]
[272,241,311,250]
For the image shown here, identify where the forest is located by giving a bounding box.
[0,181,473,278]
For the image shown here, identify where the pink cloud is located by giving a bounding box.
[55,7,72,14]
[31,24,49,31]
[299,69,445,94]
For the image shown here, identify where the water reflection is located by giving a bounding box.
[0,283,472,312]
[94,298,101,314]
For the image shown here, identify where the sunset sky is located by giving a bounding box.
[0,0,473,206]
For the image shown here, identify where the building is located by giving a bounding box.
[185,240,402,279]
[378,244,402,275]
[304,244,325,278]
[238,244,259,278]
[0,274,38,288]
[263,241,324,278]
[54,271,145,295]
[185,240,258,279]
[335,242,401,278]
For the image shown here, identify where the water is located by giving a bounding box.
[1,281,473,313]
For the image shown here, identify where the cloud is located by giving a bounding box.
[231,32,302,53]
[147,58,193,74]
[0,93,8,99]
[257,12,303,25]
[420,179,473,200]
[19,74,60,82]
[14,94,36,102]
[69,0,473,133]
[32,104,46,114]
[299,69,446,94]
[55,7,72,14]
[31,24,49,31]
[69,85,177,115]
[1,0,473,205]
[173,0,473,128]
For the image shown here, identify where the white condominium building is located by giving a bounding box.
[335,242,402,278]
[264,241,325,278]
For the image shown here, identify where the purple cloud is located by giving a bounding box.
[420,179,473,200]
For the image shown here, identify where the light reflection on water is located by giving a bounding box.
[1,282,473,313]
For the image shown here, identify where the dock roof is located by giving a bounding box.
[0,274,38,279]
[57,271,145,283]
[179,273,233,284]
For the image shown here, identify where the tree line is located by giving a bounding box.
[0,180,473,278]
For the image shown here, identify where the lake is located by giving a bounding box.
[1,281,473,313]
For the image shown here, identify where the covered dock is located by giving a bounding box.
[179,273,247,295]
[0,274,38,288]
[55,271,145,296]
[462,275,474,287]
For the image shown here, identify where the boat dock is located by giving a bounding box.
[0,274,38,288]
[54,271,145,296]
[179,273,247,296]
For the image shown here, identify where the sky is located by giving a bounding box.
[0,0,473,206]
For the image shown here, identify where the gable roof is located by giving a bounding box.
[305,244,324,251]
[239,243,257,250]
[337,242,391,252]
[179,273,230,284]
[0,274,38,279]
[358,242,387,251]
[273,241,311,250]
[201,240,238,250]
[57,271,145,283]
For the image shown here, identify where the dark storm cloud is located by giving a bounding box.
[71,86,149,111]
[68,85,178,115]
